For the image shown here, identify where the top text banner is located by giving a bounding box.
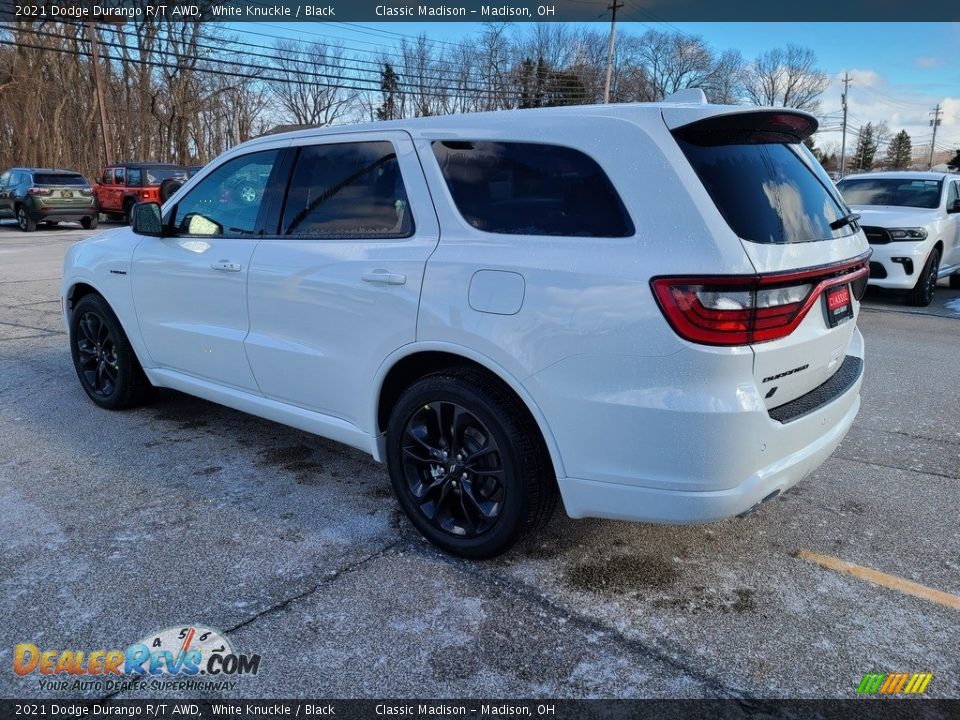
[3,0,960,22]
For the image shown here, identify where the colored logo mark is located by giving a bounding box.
[857,673,933,695]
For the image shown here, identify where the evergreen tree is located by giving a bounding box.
[376,63,400,121]
[885,130,913,170]
[852,123,878,171]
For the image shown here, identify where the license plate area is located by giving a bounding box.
[825,284,853,327]
[60,190,73,198]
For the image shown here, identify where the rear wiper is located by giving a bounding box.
[830,212,861,231]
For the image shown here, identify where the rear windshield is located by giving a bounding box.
[675,135,852,244]
[836,178,942,209]
[34,173,87,186]
[141,166,185,185]
[432,141,634,237]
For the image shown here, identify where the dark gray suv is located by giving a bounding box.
[0,167,98,232]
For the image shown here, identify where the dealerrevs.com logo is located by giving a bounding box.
[13,625,261,693]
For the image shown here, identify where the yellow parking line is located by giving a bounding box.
[796,549,960,611]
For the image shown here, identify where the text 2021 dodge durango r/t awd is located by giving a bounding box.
[63,94,870,558]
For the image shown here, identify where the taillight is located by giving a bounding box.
[651,254,870,346]
[28,187,52,196]
[81,188,94,196]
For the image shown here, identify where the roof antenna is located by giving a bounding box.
[663,88,708,104]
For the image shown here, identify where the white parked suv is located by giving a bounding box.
[836,171,960,306]
[63,99,870,558]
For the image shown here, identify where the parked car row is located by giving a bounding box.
[0,162,202,231]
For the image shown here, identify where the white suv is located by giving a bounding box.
[837,171,960,305]
[63,99,870,558]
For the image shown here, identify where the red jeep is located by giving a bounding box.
[94,163,187,222]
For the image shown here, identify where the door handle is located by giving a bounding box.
[210,261,241,272]
[362,269,406,285]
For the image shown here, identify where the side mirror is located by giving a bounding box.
[131,202,164,236]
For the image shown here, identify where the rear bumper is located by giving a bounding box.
[559,389,859,523]
[28,205,97,221]
[535,328,865,524]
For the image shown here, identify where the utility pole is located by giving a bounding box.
[839,72,851,177]
[928,103,943,169]
[86,22,111,168]
[603,0,624,104]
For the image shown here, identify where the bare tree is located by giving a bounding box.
[271,40,358,127]
[743,44,828,111]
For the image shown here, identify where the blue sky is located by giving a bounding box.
[230,21,960,154]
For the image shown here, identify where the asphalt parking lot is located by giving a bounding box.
[1,221,958,700]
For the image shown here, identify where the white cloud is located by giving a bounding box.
[914,56,942,69]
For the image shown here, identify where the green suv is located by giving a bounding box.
[0,167,98,232]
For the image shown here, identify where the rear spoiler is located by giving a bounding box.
[664,108,818,145]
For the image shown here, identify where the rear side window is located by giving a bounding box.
[114,168,125,185]
[34,173,87,186]
[675,130,851,244]
[281,141,413,238]
[432,141,633,237]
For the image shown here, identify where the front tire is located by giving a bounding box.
[16,206,36,232]
[905,248,940,307]
[70,294,153,410]
[81,215,98,230]
[386,369,556,559]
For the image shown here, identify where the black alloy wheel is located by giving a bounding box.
[75,311,120,399]
[70,294,153,410]
[386,369,557,559]
[906,248,940,307]
[400,400,506,538]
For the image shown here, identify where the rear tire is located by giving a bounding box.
[386,369,556,559]
[905,248,940,307]
[16,206,36,232]
[123,198,136,225]
[81,215,98,230]
[70,294,154,410]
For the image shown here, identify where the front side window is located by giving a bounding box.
[947,181,959,208]
[432,141,633,237]
[836,178,943,210]
[101,169,112,184]
[173,150,280,237]
[280,141,413,238]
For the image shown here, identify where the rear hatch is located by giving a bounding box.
[659,108,869,411]
[32,172,94,207]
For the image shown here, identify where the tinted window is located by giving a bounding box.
[144,166,184,184]
[836,178,943,209]
[101,170,112,184]
[432,141,633,237]
[0,171,9,187]
[280,142,413,238]
[676,137,850,244]
[945,181,958,207]
[126,169,142,187]
[33,173,87,186]
[114,168,125,185]
[173,150,280,237]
